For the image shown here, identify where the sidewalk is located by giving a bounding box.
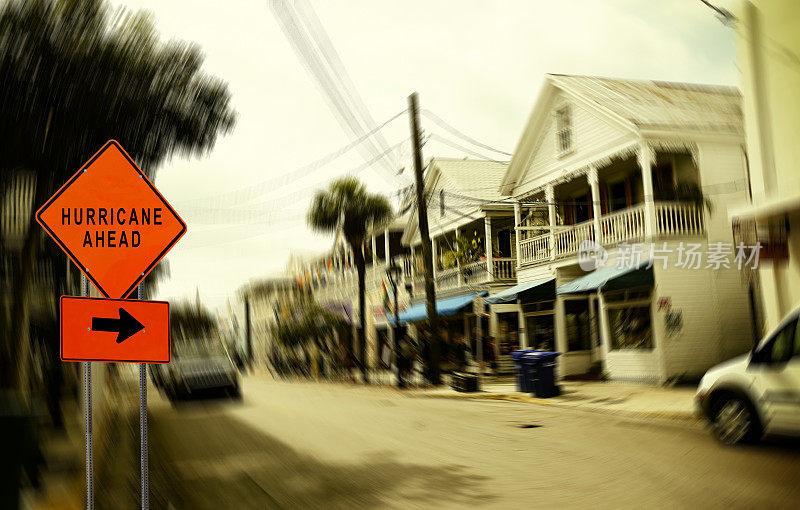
[411,377,701,423]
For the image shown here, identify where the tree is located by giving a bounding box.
[308,177,392,383]
[271,299,347,350]
[0,0,236,389]
[442,230,483,277]
[170,300,217,341]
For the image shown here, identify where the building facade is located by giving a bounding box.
[499,74,757,382]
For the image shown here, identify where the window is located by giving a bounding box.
[523,300,555,314]
[525,314,555,351]
[754,318,798,364]
[565,299,592,351]
[556,106,573,155]
[604,288,652,303]
[652,162,675,200]
[609,305,653,350]
[609,179,629,212]
[498,229,512,257]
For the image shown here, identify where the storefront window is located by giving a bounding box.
[497,312,519,354]
[608,306,652,350]
[564,299,591,351]
[525,314,555,351]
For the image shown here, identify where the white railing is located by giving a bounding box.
[435,267,461,290]
[600,204,646,246]
[518,201,706,267]
[656,201,704,237]
[423,257,516,291]
[519,234,551,264]
[554,220,594,259]
[400,256,413,278]
[463,259,490,286]
[492,257,517,280]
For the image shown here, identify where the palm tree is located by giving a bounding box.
[308,177,392,383]
[0,0,236,389]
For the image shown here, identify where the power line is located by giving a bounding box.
[428,134,508,164]
[422,109,513,156]
[271,0,408,187]
[174,109,408,210]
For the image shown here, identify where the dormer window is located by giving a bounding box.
[556,105,573,156]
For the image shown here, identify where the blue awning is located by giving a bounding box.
[485,278,555,305]
[556,261,653,294]
[396,291,487,324]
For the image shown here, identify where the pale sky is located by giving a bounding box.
[108,0,740,310]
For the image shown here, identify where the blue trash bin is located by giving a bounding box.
[510,350,536,392]
[529,352,561,398]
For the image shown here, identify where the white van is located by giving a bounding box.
[695,306,800,445]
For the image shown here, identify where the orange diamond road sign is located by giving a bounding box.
[60,296,170,363]
[36,140,186,298]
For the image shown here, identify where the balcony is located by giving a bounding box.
[518,201,705,265]
[410,257,516,293]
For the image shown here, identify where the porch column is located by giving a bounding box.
[453,228,464,287]
[432,236,438,279]
[554,296,568,354]
[384,228,391,267]
[597,290,611,370]
[588,166,603,244]
[490,310,501,361]
[513,201,522,269]
[517,298,527,349]
[410,245,417,280]
[638,140,657,240]
[484,216,493,280]
[546,185,556,260]
[588,295,600,361]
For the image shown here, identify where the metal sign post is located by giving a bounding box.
[137,281,149,510]
[36,141,182,510]
[82,275,94,510]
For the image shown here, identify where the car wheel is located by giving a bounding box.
[713,395,761,445]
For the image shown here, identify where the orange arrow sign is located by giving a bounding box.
[36,140,186,298]
[60,296,170,363]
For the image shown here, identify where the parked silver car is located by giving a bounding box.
[159,338,240,400]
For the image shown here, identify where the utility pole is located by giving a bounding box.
[245,296,252,371]
[408,92,440,385]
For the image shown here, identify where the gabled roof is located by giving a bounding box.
[402,158,509,243]
[549,74,742,134]
[432,158,509,202]
[501,74,742,194]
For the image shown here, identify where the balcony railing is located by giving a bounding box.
[406,257,517,293]
[492,257,516,280]
[655,201,704,237]
[600,204,646,246]
[519,234,551,264]
[554,220,594,259]
[518,201,705,266]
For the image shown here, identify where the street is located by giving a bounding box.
[146,376,800,509]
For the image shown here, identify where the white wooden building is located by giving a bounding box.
[498,74,757,383]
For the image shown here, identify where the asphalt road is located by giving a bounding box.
[146,375,800,509]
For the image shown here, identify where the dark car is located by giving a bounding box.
[161,338,240,400]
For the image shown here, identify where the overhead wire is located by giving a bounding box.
[421,109,513,156]
[174,109,409,211]
[427,133,509,164]
[271,0,409,187]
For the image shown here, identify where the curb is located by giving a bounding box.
[410,390,702,424]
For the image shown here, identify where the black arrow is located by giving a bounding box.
[91,308,144,343]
